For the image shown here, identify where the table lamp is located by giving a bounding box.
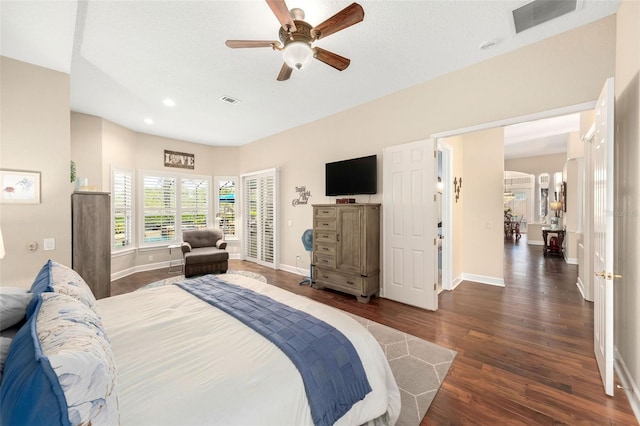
[549,201,562,228]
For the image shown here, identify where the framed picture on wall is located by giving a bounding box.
[0,169,41,204]
[561,181,567,212]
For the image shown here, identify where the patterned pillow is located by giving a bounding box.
[0,293,119,425]
[30,260,100,316]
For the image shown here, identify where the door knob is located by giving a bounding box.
[595,271,622,280]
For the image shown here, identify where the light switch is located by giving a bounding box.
[288,220,293,227]
[44,238,55,251]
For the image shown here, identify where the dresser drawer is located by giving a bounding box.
[314,231,336,243]
[315,269,364,292]
[314,253,336,269]
[314,206,336,218]
[314,242,336,256]
[314,218,336,231]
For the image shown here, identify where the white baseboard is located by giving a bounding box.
[576,277,586,300]
[278,263,307,277]
[111,261,170,281]
[564,256,578,265]
[111,253,242,281]
[527,240,544,246]
[461,273,505,287]
[615,347,640,423]
[452,275,464,289]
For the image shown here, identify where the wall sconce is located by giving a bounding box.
[453,177,462,203]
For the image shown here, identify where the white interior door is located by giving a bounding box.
[383,139,438,310]
[593,78,615,396]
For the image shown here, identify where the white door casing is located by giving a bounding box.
[383,139,438,310]
[593,78,615,396]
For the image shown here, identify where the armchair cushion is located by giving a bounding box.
[181,228,229,278]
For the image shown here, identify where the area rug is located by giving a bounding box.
[137,273,455,424]
[347,314,456,425]
[137,270,267,291]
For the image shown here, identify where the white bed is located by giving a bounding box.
[99,274,400,425]
[0,261,400,426]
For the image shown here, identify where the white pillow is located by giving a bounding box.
[0,336,11,381]
[0,287,33,331]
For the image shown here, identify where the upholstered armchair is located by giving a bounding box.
[181,228,229,278]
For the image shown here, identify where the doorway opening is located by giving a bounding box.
[431,100,595,291]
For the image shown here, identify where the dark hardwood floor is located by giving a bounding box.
[111,235,637,425]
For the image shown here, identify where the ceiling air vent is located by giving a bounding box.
[512,0,578,34]
[220,95,240,105]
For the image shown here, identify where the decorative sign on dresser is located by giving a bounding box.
[312,203,380,303]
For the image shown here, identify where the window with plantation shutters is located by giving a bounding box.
[142,175,177,244]
[140,171,211,247]
[241,168,278,268]
[214,177,237,239]
[181,178,209,231]
[112,168,133,250]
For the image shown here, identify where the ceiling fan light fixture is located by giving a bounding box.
[283,41,313,70]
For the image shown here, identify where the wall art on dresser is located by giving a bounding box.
[164,150,195,169]
[0,169,41,204]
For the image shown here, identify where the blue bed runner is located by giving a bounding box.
[176,275,372,426]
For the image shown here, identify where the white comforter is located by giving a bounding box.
[97,274,400,426]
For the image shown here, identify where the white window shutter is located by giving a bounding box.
[241,169,278,268]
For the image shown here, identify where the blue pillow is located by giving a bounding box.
[29,260,54,296]
[0,293,119,425]
[0,294,70,425]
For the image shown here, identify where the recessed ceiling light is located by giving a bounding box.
[163,98,176,107]
[144,118,154,125]
[479,39,499,50]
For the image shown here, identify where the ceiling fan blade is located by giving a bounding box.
[225,40,279,49]
[277,63,293,81]
[266,0,296,32]
[312,3,364,40]
[313,47,350,71]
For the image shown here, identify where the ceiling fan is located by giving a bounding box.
[225,0,364,81]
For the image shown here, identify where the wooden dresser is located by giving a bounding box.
[72,192,111,299]
[312,204,380,303]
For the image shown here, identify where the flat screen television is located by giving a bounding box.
[325,155,377,196]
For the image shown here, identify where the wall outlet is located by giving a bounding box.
[148,255,154,261]
[296,254,300,259]
[44,238,55,251]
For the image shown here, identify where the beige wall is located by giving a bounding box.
[0,57,72,288]
[70,113,103,190]
[564,158,580,262]
[460,128,505,283]
[70,113,242,276]
[614,0,640,407]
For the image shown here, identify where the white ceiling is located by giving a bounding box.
[503,112,581,159]
[1,0,619,151]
